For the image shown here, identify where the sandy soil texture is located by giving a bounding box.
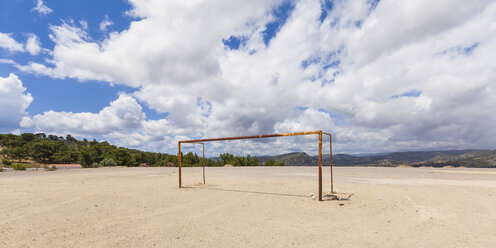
[1,166,495,247]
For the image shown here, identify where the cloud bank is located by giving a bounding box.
[0,74,33,132]
[5,0,496,155]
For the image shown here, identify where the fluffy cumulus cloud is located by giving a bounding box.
[0,33,25,53]
[0,74,33,132]
[21,94,145,136]
[20,94,193,152]
[0,33,44,55]
[10,0,496,154]
[25,33,41,55]
[32,0,53,15]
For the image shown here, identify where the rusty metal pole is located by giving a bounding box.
[330,134,334,193]
[179,131,322,144]
[318,131,323,201]
[202,143,205,184]
[178,130,335,200]
[178,142,182,188]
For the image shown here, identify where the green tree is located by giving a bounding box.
[51,145,78,163]
[264,159,276,166]
[246,154,260,166]
[183,152,200,167]
[113,147,134,166]
[29,139,56,163]
[205,158,220,167]
[220,153,234,165]
[86,141,104,164]
[7,146,27,162]
[98,158,117,167]
[1,134,22,147]
[79,148,93,167]
[65,134,77,143]
[1,132,176,168]
[35,133,46,139]
[20,133,37,143]
[232,155,244,166]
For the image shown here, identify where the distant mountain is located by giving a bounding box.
[258,152,317,166]
[209,149,495,168]
[383,149,484,163]
[415,150,496,168]
[348,152,389,157]
[315,149,489,166]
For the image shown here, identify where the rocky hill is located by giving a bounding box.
[256,149,496,168]
[258,152,317,166]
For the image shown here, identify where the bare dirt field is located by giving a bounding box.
[1,166,496,247]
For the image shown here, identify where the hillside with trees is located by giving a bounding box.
[258,150,496,168]
[319,149,496,168]
[258,152,311,166]
[0,133,177,168]
[0,133,280,169]
[2,133,494,169]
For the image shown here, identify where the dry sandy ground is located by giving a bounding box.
[1,166,495,247]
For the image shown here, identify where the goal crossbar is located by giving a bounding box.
[178,130,333,201]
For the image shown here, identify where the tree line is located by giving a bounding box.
[0,133,176,168]
[179,152,283,167]
[0,133,284,168]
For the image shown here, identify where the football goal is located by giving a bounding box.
[178,130,333,201]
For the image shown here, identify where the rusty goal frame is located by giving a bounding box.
[178,130,333,201]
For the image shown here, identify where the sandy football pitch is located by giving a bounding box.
[1,166,495,247]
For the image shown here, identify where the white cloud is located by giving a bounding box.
[32,0,53,15]
[11,0,496,154]
[21,0,282,86]
[21,94,145,136]
[99,15,114,31]
[0,59,17,65]
[25,33,41,55]
[0,74,33,131]
[345,0,490,65]
[275,108,334,134]
[0,33,46,55]
[0,33,24,52]
[20,93,192,152]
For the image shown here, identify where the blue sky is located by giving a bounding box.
[1,0,495,156]
[0,0,133,114]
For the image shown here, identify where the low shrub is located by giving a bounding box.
[2,158,12,166]
[0,165,3,172]
[99,158,117,167]
[12,163,26,170]
[45,165,57,171]
[264,160,276,166]
[264,160,285,166]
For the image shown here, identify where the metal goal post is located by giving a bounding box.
[177,130,333,201]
